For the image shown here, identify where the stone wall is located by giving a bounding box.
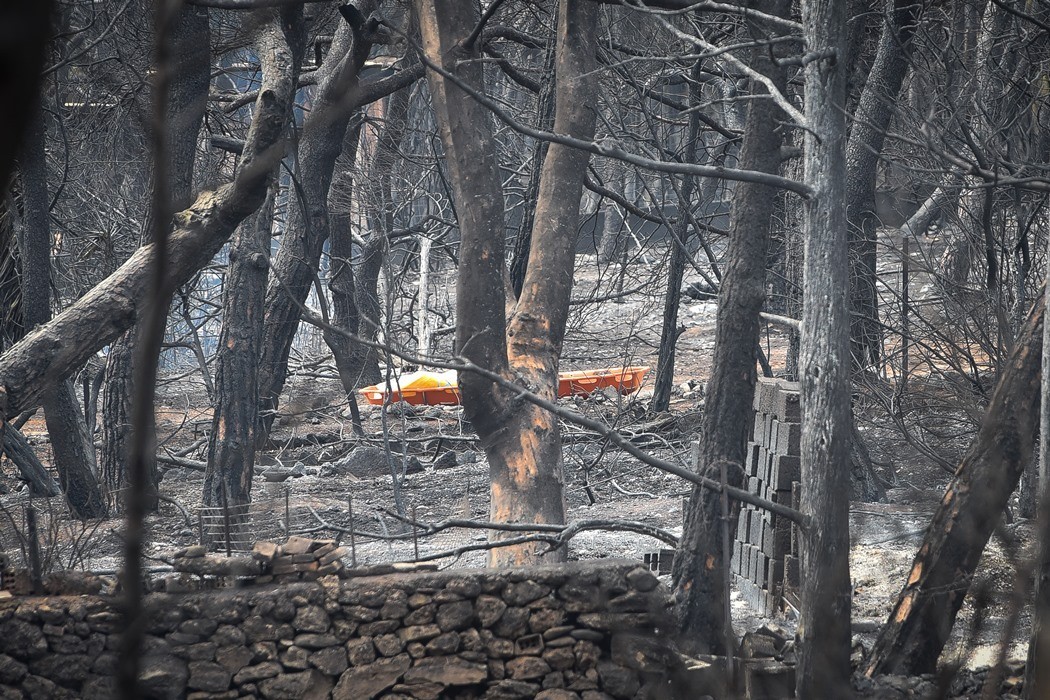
[0,560,700,700]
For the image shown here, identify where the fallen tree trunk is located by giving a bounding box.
[0,83,295,421]
[0,423,60,497]
[864,290,1045,676]
[0,186,245,420]
[156,453,206,472]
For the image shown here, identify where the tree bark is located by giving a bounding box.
[203,186,279,510]
[597,169,628,266]
[351,236,386,388]
[19,107,107,519]
[865,292,1044,676]
[509,35,556,298]
[100,339,134,505]
[325,117,366,408]
[415,0,598,566]
[351,84,413,385]
[202,8,307,509]
[797,0,853,696]
[672,1,789,654]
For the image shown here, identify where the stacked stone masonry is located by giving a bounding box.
[733,377,802,615]
[0,560,703,699]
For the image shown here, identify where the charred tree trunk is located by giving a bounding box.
[494,0,597,565]
[203,186,279,509]
[100,340,133,506]
[352,236,386,387]
[509,37,556,297]
[256,12,378,440]
[597,169,628,267]
[1027,270,1050,699]
[321,84,413,401]
[100,4,210,511]
[1,424,60,497]
[325,118,365,419]
[82,356,105,437]
[865,292,1044,676]
[19,108,107,519]
[650,69,701,414]
[672,1,789,653]
[205,4,317,506]
[415,0,598,565]
[355,84,413,380]
[797,0,853,696]
[100,334,151,510]
[845,0,918,370]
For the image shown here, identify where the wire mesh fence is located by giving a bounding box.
[196,485,338,554]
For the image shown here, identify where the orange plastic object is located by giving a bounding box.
[556,366,649,398]
[358,370,460,406]
[359,366,649,406]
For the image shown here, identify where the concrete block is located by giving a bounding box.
[747,442,761,476]
[763,522,790,560]
[757,378,781,416]
[770,454,801,491]
[740,577,763,611]
[753,551,768,588]
[784,555,800,590]
[775,421,801,456]
[754,377,778,412]
[750,513,763,545]
[752,413,766,443]
[774,386,801,423]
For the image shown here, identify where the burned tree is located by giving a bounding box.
[256,3,422,442]
[19,104,107,519]
[414,0,598,564]
[866,292,1045,676]
[796,0,853,695]
[845,0,919,370]
[202,8,313,511]
[100,4,211,511]
[672,0,791,653]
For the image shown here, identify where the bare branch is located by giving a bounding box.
[408,38,813,196]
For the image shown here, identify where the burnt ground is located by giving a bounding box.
[1,238,1036,695]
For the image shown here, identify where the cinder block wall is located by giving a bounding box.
[733,378,802,614]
